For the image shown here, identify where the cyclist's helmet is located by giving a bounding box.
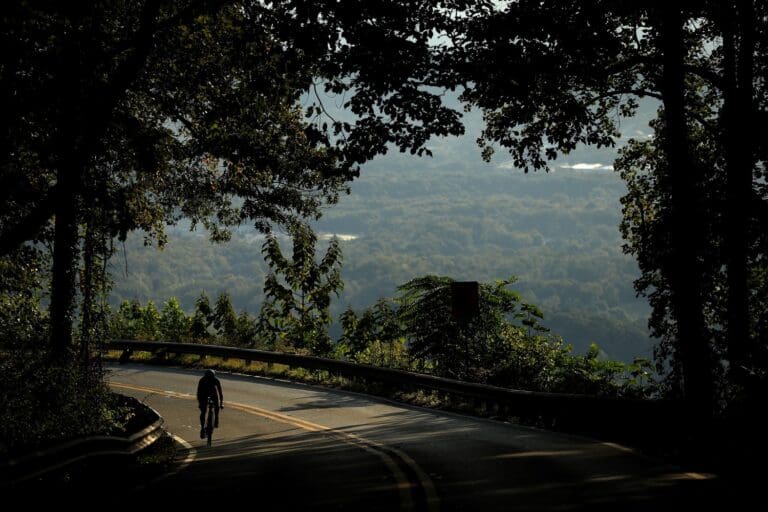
[205,369,216,378]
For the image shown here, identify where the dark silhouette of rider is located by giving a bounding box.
[197,369,223,439]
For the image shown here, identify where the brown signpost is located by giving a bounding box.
[451,281,479,322]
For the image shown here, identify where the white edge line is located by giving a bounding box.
[169,434,196,474]
[132,433,196,492]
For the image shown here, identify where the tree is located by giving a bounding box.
[397,275,544,381]
[110,300,143,341]
[160,297,191,342]
[393,275,656,395]
[213,292,237,343]
[1,1,474,361]
[0,0,476,449]
[141,301,162,341]
[339,298,403,362]
[0,246,49,350]
[233,310,258,347]
[258,224,343,354]
[451,0,768,422]
[1,2,331,355]
[108,299,163,340]
[612,4,768,410]
[191,292,213,342]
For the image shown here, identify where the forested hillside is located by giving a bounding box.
[112,163,655,362]
[95,4,675,395]
[109,94,659,362]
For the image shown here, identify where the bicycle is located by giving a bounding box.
[204,396,216,446]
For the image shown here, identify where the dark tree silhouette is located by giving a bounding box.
[450,0,768,425]
[1,1,473,359]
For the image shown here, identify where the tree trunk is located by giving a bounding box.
[659,6,713,422]
[49,166,80,359]
[722,0,755,384]
[49,13,84,362]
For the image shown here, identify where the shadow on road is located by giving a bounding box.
[129,411,740,511]
[134,429,404,510]
[101,365,747,510]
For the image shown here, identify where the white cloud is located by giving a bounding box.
[558,163,614,171]
[319,233,358,241]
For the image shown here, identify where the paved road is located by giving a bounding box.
[108,364,728,510]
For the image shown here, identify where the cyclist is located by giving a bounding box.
[197,369,223,439]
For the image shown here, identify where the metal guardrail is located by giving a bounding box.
[108,340,683,446]
[1,398,164,486]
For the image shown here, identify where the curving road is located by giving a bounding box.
[108,364,726,510]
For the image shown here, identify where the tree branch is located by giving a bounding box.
[0,187,58,256]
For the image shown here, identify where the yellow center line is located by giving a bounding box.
[111,381,439,512]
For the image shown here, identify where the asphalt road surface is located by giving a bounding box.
[107,364,731,510]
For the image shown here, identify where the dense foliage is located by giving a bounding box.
[0,249,124,453]
[391,275,655,397]
[111,168,654,362]
[1,0,468,449]
[109,273,657,398]
[447,0,768,429]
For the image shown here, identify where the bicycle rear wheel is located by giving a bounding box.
[206,403,214,446]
